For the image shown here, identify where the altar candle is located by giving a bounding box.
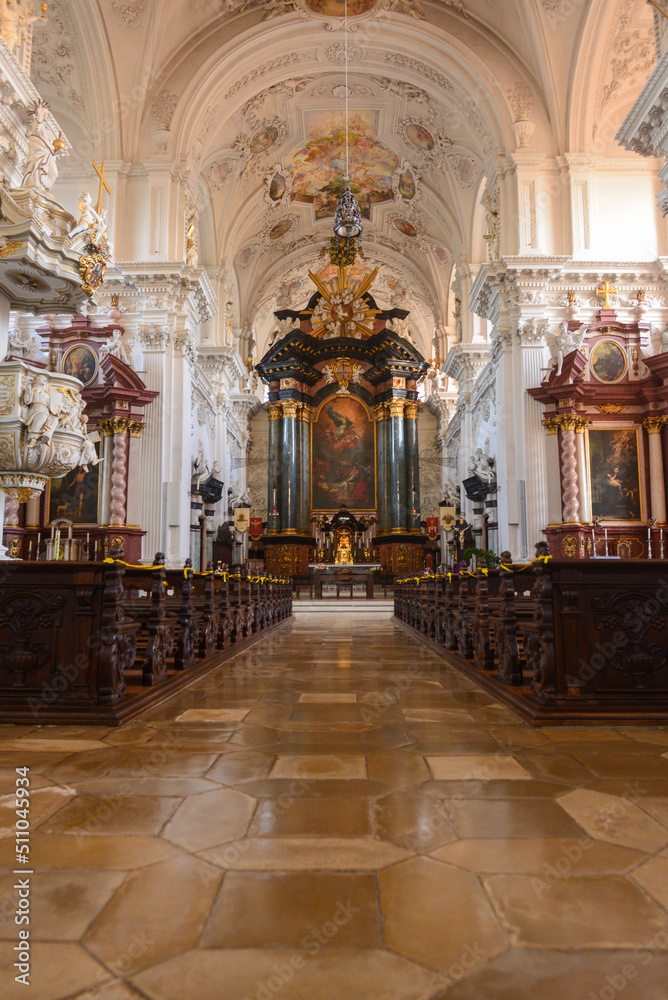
[591,527,595,556]
[28,541,32,559]
[604,528,608,553]
[94,540,98,558]
[86,532,90,545]
[37,532,41,551]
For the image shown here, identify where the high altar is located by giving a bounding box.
[256,265,429,577]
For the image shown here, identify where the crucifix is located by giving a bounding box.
[595,280,617,309]
[93,160,111,215]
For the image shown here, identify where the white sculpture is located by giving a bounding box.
[68,191,108,246]
[474,444,495,482]
[5,327,38,360]
[99,329,132,367]
[547,321,587,375]
[443,479,459,507]
[388,316,416,346]
[231,485,251,506]
[192,439,208,477]
[1,0,46,62]
[21,372,59,446]
[21,98,65,193]
[77,421,100,473]
[661,322,668,354]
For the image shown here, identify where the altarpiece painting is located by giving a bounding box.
[589,428,641,521]
[311,396,375,510]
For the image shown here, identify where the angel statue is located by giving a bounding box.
[546,321,587,376]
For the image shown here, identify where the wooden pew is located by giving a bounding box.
[120,553,175,686]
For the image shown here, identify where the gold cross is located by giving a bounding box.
[595,280,618,309]
[93,160,111,215]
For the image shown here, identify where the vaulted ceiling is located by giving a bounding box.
[32,0,657,356]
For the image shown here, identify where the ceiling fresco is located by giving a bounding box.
[287,110,399,220]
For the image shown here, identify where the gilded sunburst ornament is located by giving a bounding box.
[306,266,379,339]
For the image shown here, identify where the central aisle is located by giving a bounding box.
[2,610,668,999]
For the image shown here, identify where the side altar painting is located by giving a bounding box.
[311,396,375,510]
[589,428,641,521]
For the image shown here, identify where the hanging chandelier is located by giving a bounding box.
[328,0,363,268]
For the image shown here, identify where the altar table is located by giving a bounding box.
[309,564,381,599]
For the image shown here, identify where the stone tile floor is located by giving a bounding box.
[1,611,668,998]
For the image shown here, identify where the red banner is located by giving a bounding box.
[426,516,439,540]
[249,516,263,541]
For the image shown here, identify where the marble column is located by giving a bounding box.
[125,421,144,528]
[100,418,129,527]
[374,403,389,532]
[574,417,591,523]
[542,417,563,524]
[299,404,311,533]
[389,399,407,530]
[266,403,282,533]
[644,416,668,523]
[280,400,298,532]
[404,401,421,532]
[559,416,580,523]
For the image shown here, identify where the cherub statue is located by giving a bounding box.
[20,97,66,192]
[546,321,587,375]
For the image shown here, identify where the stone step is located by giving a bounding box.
[292,600,394,613]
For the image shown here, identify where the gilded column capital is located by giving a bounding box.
[281,400,299,419]
[389,399,406,419]
[373,402,389,421]
[268,403,282,421]
[404,401,420,419]
[542,416,561,436]
[559,415,580,432]
[99,417,131,436]
[643,415,668,434]
[127,420,145,438]
[573,416,589,434]
[299,405,313,422]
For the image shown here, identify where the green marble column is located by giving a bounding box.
[405,401,421,532]
[267,403,282,533]
[374,403,389,532]
[299,405,311,533]
[388,399,407,530]
[280,400,298,531]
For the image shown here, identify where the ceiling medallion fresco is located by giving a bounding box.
[287,110,399,221]
[250,125,279,154]
[405,123,435,151]
[393,217,417,238]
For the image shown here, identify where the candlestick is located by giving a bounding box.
[86,532,90,545]
[604,528,608,557]
[648,525,652,559]
[28,541,32,559]
[591,527,595,558]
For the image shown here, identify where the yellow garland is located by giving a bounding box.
[103,558,165,570]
